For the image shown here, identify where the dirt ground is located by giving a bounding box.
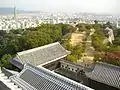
[70,31,95,65]
[70,32,84,46]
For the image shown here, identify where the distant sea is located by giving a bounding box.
[0,7,30,15]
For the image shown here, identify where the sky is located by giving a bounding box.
[0,0,119,14]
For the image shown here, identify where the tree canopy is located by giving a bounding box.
[0,24,74,68]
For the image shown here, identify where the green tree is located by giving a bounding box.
[22,31,53,49]
[113,37,120,45]
[94,20,98,24]
[56,24,73,36]
[92,32,107,52]
[76,23,87,32]
[91,24,107,52]
[67,55,77,63]
[0,54,13,68]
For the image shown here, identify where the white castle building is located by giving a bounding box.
[105,27,114,44]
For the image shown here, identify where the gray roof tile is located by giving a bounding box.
[10,64,93,90]
[86,62,120,89]
[16,42,70,66]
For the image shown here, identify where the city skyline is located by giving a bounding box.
[0,0,119,15]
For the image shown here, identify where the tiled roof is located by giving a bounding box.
[86,62,120,89]
[9,58,24,70]
[10,64,93,90]
[0,81,11,90]
[0,68,22,90]
[16,42,70,66]
[1,67,18,77]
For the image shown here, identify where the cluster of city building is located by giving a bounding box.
[0,8,120,32]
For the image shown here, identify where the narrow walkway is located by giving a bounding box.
[78,29,95,65]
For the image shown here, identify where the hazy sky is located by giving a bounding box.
[0,0,119,14]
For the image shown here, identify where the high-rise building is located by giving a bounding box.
[13,6,16,19]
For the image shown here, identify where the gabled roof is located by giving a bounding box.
[86,62,120,89]
[10,64,93,90]
[16,42,70,66]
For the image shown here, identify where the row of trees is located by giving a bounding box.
[91,24,107,52]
